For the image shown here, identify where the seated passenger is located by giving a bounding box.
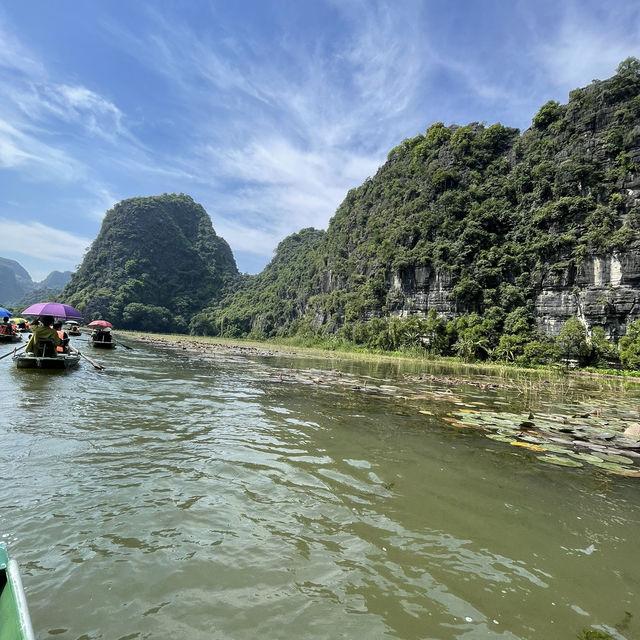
[0,317,12,335]
[53,321,70,354]
[25,315,60,355]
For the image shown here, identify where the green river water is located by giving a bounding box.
[1,338,639,639]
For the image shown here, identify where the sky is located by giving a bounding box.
[0,1,639,282]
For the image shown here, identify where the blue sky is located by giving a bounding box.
[0,0,639,281]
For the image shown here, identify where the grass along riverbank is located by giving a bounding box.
[115,330,640,386]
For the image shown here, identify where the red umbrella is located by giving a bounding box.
[88,320,113,328]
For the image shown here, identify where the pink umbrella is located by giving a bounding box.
[22,302,83,321]
[88,320,113,328]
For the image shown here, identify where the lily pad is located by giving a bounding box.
[537,455,583,468]
[591,461,639,474]
[511,441,547,452]
[599,453,634,465]
[541,444,574,455]
[520,435,548,444]
[485,434,514,443]
[568,452,604,464]
[602,467,640,478]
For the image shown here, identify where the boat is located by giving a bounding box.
[89,331,115,349]
[65,321,81,336]
[14,351,80,370]
[88,339,115,349]
[0,544,36,640]
[0,332,21,343]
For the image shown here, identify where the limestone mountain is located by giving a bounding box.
[39,270,72,290]
[62,194,238,331]
[195,58,640,353]
[191,228,325,337]
[0,257,34,305]
[0,259,72,307]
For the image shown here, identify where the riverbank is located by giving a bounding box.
[116,330,640,386]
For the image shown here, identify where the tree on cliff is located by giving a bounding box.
[198,58,640,355]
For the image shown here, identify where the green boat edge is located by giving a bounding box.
[0,544,35,640]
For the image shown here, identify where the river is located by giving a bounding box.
[2,338,639,639]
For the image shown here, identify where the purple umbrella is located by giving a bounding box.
[22,302,83,321]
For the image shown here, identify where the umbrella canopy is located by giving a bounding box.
[88,320,113,328]
[22,302,83,321]
[64,320,79,325]
[0,307,12,318]
[10,317,27,324]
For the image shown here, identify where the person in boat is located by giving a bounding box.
[92,328,112,343]
[0,317,13,336]
[25,315,60,355]
[53,321,70,354]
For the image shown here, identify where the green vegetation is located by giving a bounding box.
[56,61,640,372]
[62,194,238,331]
[189,59,640,370]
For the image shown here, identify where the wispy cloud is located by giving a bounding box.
[534,3,640,90]
[0,118,82,180]
[102,0,434,253]
[20,83,128,142]
[0,13,146,185]
[0,218,91,264]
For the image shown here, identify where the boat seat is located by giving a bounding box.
[37,338,57,358]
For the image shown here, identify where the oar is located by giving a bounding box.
[113,339,133,350]
[0,344,25,360]
[70,346,105,371]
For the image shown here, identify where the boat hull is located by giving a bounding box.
[89,341,115,349]
[14,353,80,369]
[0,334,21,343]
[0,544,36,640]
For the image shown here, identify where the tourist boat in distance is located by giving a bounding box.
[14,351,80,370]
[88,320,115,348]
[88,330,115,348]
[0,331,21,344]
[0,544,36,640]
[65,321,82,336]
[10,317,30,333]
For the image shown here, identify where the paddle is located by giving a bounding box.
[113,339,133,350]
[69,346,105,371]
[0,344,25,360]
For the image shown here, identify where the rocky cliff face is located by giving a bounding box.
[189,60,640,343]
[535,250,640,338]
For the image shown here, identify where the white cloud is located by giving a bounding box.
[0,118,82,180]
[0,219,91,265]
[0,17,45,77]
[535,4,640,90]
[101,2,433,265]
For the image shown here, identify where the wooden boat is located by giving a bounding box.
[0,544,36,640]
[67,328,81,336]
[0,333,21,343]
[14,352,80,370]
[89,337,115,349]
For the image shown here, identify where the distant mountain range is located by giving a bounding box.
[0,257,72,309]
